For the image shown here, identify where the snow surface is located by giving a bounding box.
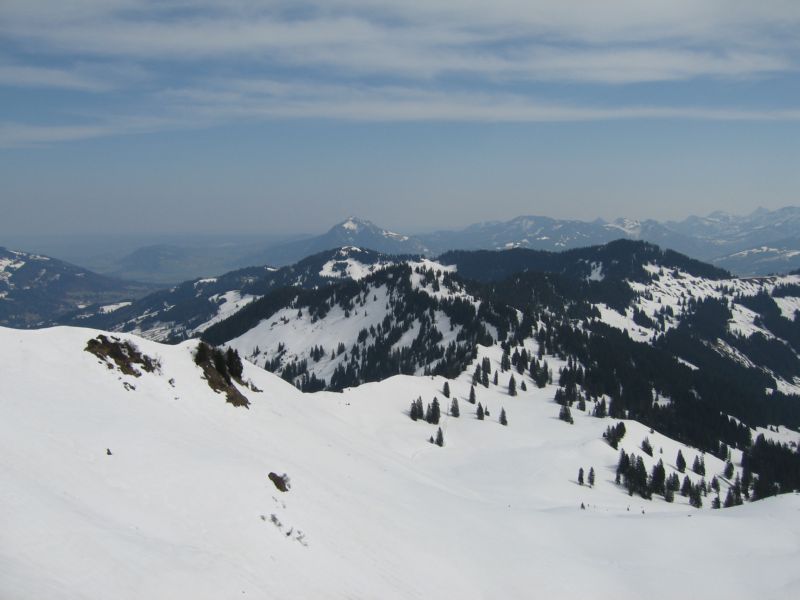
[1,326,798,600]
[98,301,133,314]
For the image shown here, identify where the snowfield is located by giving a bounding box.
[1,326,799,600]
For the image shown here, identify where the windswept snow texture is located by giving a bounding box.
[1,326,799,600]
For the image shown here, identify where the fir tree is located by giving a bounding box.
[681,475,692,497]
[578,467,585,486]
[641,437,653,457]
[410,399,419,421]
[649,460,666,496]
[508,375,517,396]
[477,403,484,420]
[451,398,460,418]
[499,407,508,426]
[443,381,450,398]
[426,397,441,425]
[225,347,243,380]
[724,460,734,479]
[664,485,675,503]
[194,341,210,365]
[469,385,476,404]
[588,467,595,487]
[435,427,444,447]
[723,488,735,508]
[676,449,686,473]
[559,405,573,424]
[493,371,499,386]
[594,398,607,418]
[520,380,527,392]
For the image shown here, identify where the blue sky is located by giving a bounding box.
[1,0,799,235]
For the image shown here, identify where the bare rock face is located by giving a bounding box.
[85,334,159,377]
[268,472,290,492]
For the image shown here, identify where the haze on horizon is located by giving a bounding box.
[1,1,799,238]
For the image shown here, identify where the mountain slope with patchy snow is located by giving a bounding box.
[0,246,154,327]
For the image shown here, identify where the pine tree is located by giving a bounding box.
[469,385,476,404]
[588,467,595,487]
[493,371,498,386]
[194,341,210,365]
[578,467,585,486]
[676,449,686,473]
[443,381,450,398]
[664,485,675,503]
[451,398,460,418]
[508,375,517,396]
[649,460,666,496]
[435,427,444,447]
[410,399,419,421]
[559,405,573,424]
[477,403,484,420]
[641,437,653,457]
[594,398,607,418]
[520,380,527,391]
[225,347,243,380]
[473,365,481,386]
[681,475,692,497]
[723,488,735,508]
[428,397,441,425]
[499,407,507,426]
[724,460,734,479]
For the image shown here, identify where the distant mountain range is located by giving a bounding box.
[85,207,800,282]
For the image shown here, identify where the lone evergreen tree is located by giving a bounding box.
[469,385,476,404]
[520,380,527,392]
[508,375,517,396]
[435,427,444,447]
[588,467,595,487]
[559,405,573,424]
[450,398,460,418]
[493,371,499,386]
[578,467,585,486]
[499,407,507,426]
[477,403,485,420]
[443,381,450,398]
[676,449,686,473]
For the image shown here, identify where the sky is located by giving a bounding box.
[1,0,799,236]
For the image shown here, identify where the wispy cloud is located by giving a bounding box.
[1,1,798,145]
[0,64,115,91]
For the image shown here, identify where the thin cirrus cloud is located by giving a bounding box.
[0,0,799,146]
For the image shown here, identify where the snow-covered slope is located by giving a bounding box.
[223,260,478,387]
[65,247,399,343]
[1,325,798,600]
